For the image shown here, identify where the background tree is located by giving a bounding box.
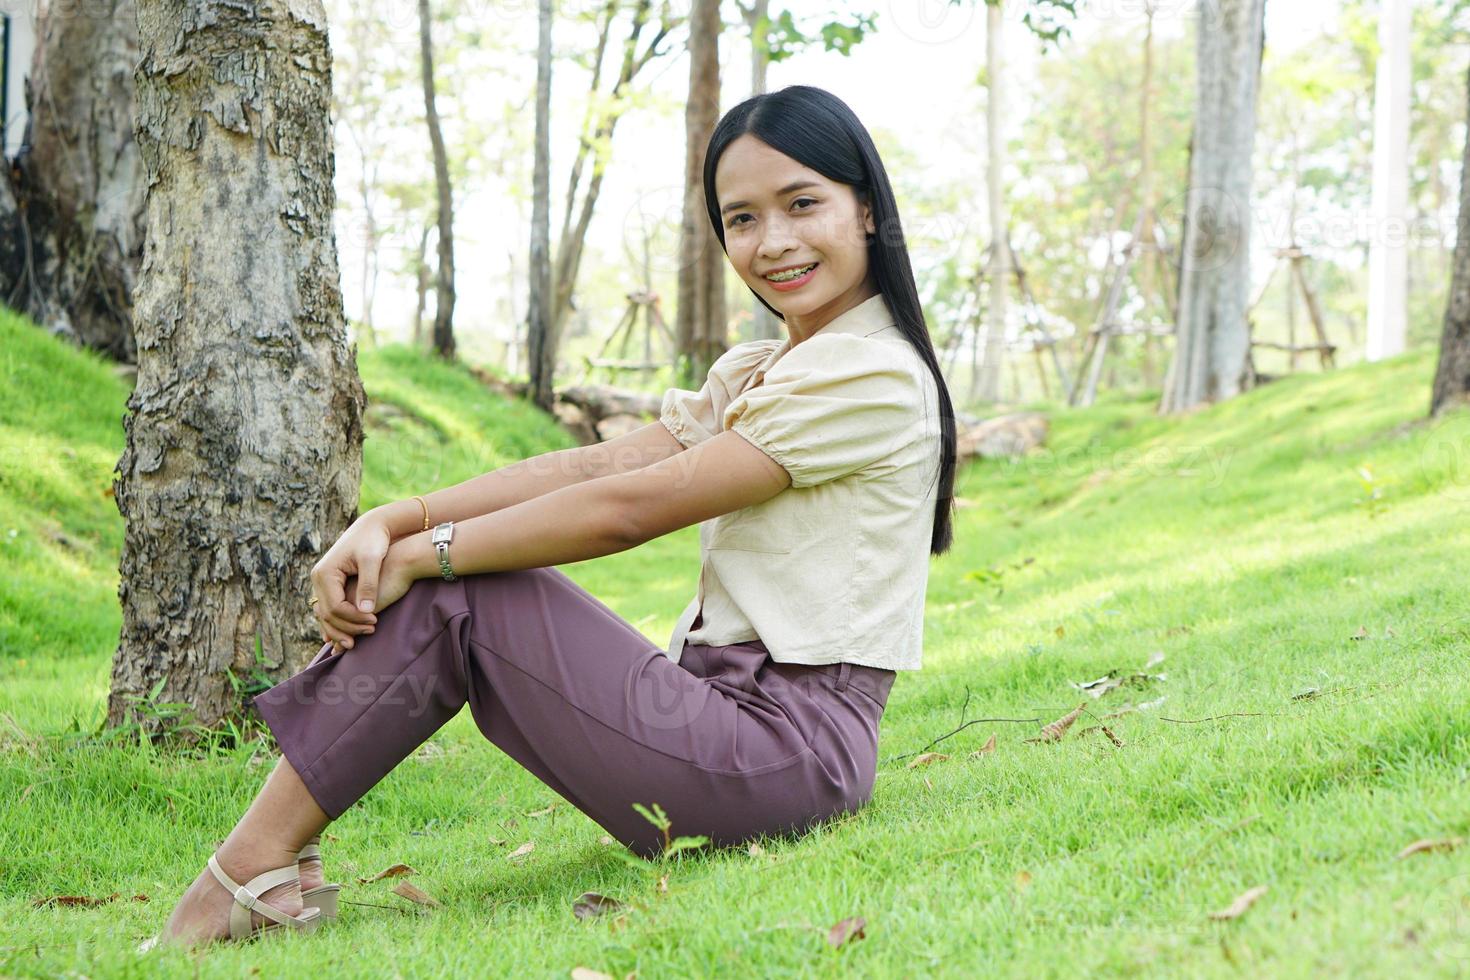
[109,0,365,731]
[419,0,457,359]
[528,0,555,410]
[675,0,726,385]
[976,0,1012,403]
[1366,0,1411,362]
[1431,63,1470,417]
[1160,0,1267,413]
[0,0,143,362]
[526,0,680,409]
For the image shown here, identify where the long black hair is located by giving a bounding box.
[701,84,958,557]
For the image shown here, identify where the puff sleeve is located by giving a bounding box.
[723,335,924,489]
[659,340,781,449]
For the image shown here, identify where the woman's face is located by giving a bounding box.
[714,134,876,325]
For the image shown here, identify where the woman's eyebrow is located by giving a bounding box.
[720,180,822,215]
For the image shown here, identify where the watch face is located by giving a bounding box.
[432,523,452,544]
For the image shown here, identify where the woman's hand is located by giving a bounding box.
[340,548,417,637]
[333,545,419,654]
[310,513,392,653]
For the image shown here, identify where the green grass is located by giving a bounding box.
[3,305,1470,976]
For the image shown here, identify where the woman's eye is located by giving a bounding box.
[792,197,817,210]
[729,214,751,227]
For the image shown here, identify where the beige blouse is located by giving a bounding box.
[657,292,941,672]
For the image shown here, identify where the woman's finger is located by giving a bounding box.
[319,608,375,636]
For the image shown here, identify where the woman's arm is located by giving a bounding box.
[369,421,686,538]
[391,427,791,581]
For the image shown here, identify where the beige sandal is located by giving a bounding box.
[137,853,323,951]
[298,841,342,920]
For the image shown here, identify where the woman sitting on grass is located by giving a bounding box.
[148,83,959,949]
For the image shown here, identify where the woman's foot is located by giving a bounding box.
[157,845,305,946]
[297,835,325,894]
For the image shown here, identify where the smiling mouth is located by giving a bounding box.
[763,262,819,283]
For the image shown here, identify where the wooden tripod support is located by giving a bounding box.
[1245,245,1336,377]
[578,289,678,385]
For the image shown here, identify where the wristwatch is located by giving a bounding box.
[431,521,458,581]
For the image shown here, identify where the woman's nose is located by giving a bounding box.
[758,218,799,257]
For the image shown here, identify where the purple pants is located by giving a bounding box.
[254,567,896,859]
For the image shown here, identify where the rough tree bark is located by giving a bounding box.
[419,0,456,360]
[1159,0,1265,413]
[1430,65,1470,418]
[675,0,726,385]
[0,0,144,362]
[108,0,366,731]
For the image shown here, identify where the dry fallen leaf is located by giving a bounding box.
[569,968,615,980]
[826,916,867,948]
[971,733,997,757]
[527,803,560,818]
[1082,725,1125,747]
[1014,870,1032,891]
[1025,702,1088,743]
[508,841,536,862]
[31,893,146,908]
[599,835,615,846]
[1351,625,1370,640]
[572,892,624,920]
[488,836,507,847]
[1208,885,1268,920]
[747,842,765,856]
[1396,837,1465,860]
[656,874,669,894]
[906,752,950,769]
[358,863,416,884]
[391,881,441,908]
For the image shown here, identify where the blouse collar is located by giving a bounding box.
[753,292,897,385]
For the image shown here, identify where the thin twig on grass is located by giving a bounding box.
[1157,712,1270,724]
[884,715,1043,766]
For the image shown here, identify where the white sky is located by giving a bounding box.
[335,0,1350,352]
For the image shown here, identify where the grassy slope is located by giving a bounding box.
[2,308,1469,977]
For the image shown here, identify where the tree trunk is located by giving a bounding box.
[1430,66,1470,417]
[413,222,430,348]
[419,0,456,360]
[1160,0,1265,413]
[528,0,555,409]
[540,2,679,401]
[1366,0,1410,362]
[741,0,781,342]
[0,0,144,363]
[977,0,1009,404]
[110,0,366,733]
[676,0,725,386]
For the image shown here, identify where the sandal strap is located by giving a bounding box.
[297,842,322,861]
[207,854,312,940]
